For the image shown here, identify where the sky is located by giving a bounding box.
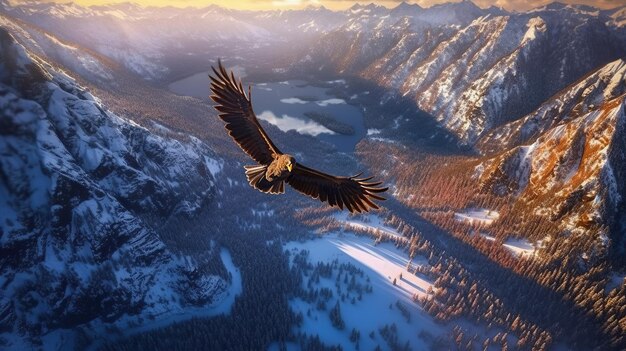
[12,0,626,11]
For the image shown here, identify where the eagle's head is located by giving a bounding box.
[279,154,296,172]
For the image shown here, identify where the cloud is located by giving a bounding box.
[280,97,309,104]
[315,98,346,107]
[257,110,335,136]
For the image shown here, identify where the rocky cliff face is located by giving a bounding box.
[469,57,626,257]
[0,28,226,350]
[477,94,625,257]
[478,59,626,154]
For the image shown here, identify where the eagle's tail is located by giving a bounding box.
[244,165,285,194]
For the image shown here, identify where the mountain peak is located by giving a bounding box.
[486,5,508,16]
[349,2,382,11]
[427,0,481,13]
[391,1,422,15]
[394,1,422,10]
[303,4,328,11]
[546,1,567,8]
[539,1,599,13]
[346,2,387,17]
[447,0,479,9]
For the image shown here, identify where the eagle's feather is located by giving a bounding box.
[210,60,387,213]
[209,61,280,165]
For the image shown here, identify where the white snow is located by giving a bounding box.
[336,213,405,241]
[204,156,223,175]
[502,238,537,257]
[522,17,547,43]
[606,272,625,292]
[480,233,539,257]
[85,248,241,351]
[455,208,500,225]
[285,233,441,350]
[214,248,243,313]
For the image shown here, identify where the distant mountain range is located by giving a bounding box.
[300,2,626,145]
[3,1,623,80]
[5,0,623,148]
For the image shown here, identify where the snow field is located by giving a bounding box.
[454,208,500,225]
[284,231,442,350]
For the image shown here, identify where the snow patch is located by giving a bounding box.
[454,208,500,225]
[285,233,441,350]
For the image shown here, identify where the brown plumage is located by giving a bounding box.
[209,60,388,213]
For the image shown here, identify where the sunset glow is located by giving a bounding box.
[10,0,626,11]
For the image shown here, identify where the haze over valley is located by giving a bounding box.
[1,1,626,350]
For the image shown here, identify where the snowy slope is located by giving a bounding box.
[285,232,443,350]
[0,2,274,79]
[479,59,626,154]
[473,59,626,253]
[0,1,355,80]
[0,14,115,83]
[607,6,626,27]
[300,4,626,147]
[0,28,228,350]
[477,94,626,253]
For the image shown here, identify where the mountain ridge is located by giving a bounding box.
[0,27,233,351]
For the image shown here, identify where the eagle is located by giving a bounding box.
[209,61,387,213]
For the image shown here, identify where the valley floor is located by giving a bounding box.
[283,231,443,350]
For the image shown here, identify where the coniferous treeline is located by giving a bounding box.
[353,139,626,350]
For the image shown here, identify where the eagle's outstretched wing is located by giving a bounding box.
[287,164,388,213]
[209,60,281,165]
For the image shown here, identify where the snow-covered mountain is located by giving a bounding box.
[0,0,504,81]
[249,5,347,36]
[0,13,116,84]
[299,3,626,147]
[476,92,625,258]
[2,1,626,350]
[0,1,277,79]
[276,2,626,251]
[478,59,626,153]
[466,57,626,260]
[410,0,503,25]
[0,1,348,80]
[607,6,626,27]
[0,28,229,350]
